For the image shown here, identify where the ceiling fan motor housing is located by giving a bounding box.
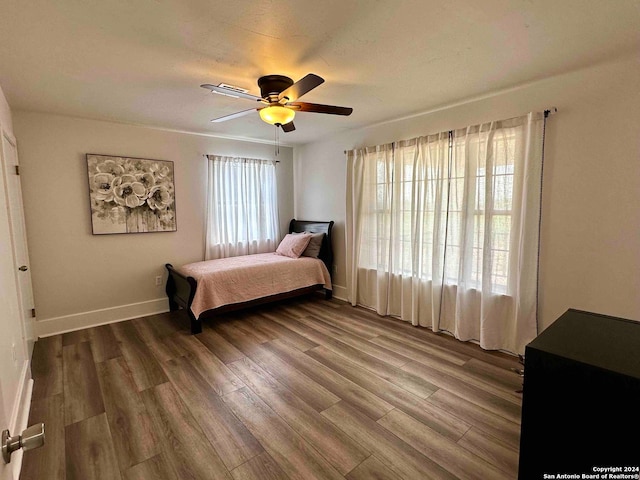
[258,75,294,99]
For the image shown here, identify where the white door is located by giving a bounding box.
[1,132,35,358]
[0,129,21,480]
[0,383,14,480]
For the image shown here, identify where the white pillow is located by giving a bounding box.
[275,233,312,258]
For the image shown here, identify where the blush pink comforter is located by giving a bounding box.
[177,253,332,319]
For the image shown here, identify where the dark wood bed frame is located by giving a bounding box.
[165,219,334,334]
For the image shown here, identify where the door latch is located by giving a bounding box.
[2,423,45,464]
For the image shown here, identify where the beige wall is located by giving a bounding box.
[0,85,13,136]
[294,54,640,330]
[11,54,640,335]
[14,113,293,334]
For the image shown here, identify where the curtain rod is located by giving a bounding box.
[202,154,279,163]
[343,107,558,153]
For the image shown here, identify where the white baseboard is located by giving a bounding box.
[10,362,33,480]
[332,284,347,302]
[34,287,345,338]
[35,298,170,337]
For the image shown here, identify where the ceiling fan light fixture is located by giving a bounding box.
[204,74,352,131]
[259,105,295,126]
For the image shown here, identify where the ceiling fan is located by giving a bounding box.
[201,73,353,132]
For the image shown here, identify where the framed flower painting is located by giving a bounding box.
[86,154,177,234]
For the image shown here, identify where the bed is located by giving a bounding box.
[165,219,334,334]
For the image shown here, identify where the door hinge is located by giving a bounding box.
[15,165,20,175]
[31,308,36,318]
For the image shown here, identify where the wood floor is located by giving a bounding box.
[22,295,522,480]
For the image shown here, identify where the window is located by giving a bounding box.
[446,130,517,293]
[205,155,279,259]
[356,128,519,294]
[346,112,545,354]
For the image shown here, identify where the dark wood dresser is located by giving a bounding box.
[518,309,640,479]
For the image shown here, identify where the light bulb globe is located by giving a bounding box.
[259,106,295,125]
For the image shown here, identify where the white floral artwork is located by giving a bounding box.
[87,154,177,234]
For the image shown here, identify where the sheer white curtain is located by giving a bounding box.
[205,155,279,259]
[346,112,545,353]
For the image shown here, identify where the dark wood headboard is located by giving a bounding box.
[289,219,334,278]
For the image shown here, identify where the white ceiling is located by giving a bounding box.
[0,0,638,145]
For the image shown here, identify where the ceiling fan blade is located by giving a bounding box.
[278,74,324,102]
[287,102,353,116]
[201,84,265,103]
[210,108,259,123]
[280,121,296,132]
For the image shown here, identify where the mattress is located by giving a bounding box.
[177,252,332,318]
